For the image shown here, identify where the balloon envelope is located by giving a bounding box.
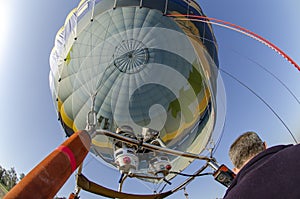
[49,0,221,181]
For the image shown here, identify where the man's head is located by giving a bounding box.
[229,131,266,173]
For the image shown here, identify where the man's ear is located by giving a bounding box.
[233,167,239,174]
[263,141,267,149]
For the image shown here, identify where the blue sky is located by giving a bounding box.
[0,0,300,198]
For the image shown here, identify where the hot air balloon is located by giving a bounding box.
[50,0,217,179]
[48,0,226,197]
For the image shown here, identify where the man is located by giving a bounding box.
[223,131,300,199]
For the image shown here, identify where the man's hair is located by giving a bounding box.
[229,131,265,169]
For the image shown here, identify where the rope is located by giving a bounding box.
[220,68,298,144]
[168,14,300,71]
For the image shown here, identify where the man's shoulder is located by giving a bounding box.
[265,144,293,153]
[223,144,300,199]
[247,144,293,166]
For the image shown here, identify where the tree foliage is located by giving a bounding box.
[0,165,25,191]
